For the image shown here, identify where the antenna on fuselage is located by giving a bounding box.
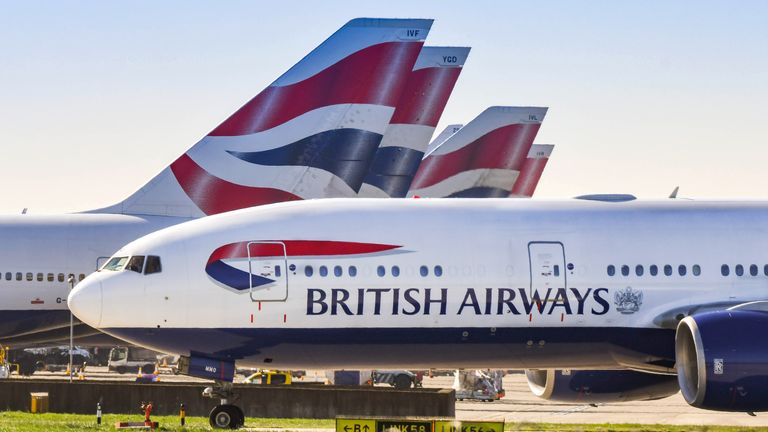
[668,186,679,199]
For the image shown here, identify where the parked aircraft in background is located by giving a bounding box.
[509,144,554,197]
[69,197,768,428]
[0,18,433,347]
[425,124,463,155]
[407,106,548,198]
[359,46,470,198]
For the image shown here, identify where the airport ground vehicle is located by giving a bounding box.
[243,370,292,385]
[454,370,504,402]
[373,370,423,389]
[108,347,158,374]
[10,346,91,375]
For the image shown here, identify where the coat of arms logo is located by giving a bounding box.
[614,286,643,314]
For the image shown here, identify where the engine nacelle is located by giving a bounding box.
[676,310,768,412]
[526,369,679,403]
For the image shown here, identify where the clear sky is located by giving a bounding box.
[1,0,766,213]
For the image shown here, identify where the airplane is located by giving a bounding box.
[69,196,768,427]
[0,18,433,353]
[425,124,463,155]
[509,144,554,198]
[407,106,548,198]
[359,47,470,198]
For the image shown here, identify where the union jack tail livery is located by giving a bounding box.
[425,124,463,155]
[96,18,433,217]
[509,144,554,197]
[359,47,470,198]
[407,106,547,198]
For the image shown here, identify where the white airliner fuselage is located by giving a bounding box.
[69,198,768,372]
[0,214,187,340]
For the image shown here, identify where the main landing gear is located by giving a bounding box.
[203,380,245,429]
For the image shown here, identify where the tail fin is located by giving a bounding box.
[425,124,463,155]
[94,18,432,217]
[407,106,547,198]
[358,47,470,198]
[509,144,554,197]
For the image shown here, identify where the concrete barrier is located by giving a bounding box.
[0,380,455,418]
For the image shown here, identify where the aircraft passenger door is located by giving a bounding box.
[247,241,288,302]
[528,242,567,294]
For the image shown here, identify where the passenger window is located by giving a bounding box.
[663,265,672,276]
[26,272,33,281]
[58,273,65,282]
[621,265,629,276]
[36,273,43,282]
[434,265,443,277]
[126,256,145,273]
[334,266,342,277]
[392,266,400,277]
[764,264,768,276]
[377,266,386,277]
[274,265,282,277]
[319,266,328,277]
[420,266,428,277]
[635,265,643,276]
[553,265,560,277]
[348,266,357,277]
[650,265,658,276]
[750,264,758,276]
[692,265,701,276]
[144,256,162,275]
[16,272,21,281]
[47,273,54,282]
[4,272,10,281]
[607,265,615,276]
[304,266,313,277]
[736,264,744,276]
[678,265,687,276]
[721,264,730,276]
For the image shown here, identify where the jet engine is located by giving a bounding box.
[676,309,768,412]
[525,369,679,403]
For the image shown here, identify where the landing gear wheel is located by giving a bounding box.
[209,404,243,429]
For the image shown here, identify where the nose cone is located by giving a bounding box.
[68,279,103,328]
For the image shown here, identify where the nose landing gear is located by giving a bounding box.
[203,380,245,429]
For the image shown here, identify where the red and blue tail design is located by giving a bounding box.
[97,18,432,217]
[359,47,470,198]
[509,144,554,197]
[206,240,403,291]
[407,106,547,198]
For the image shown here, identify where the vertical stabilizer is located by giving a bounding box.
[408,106,547,198]
[425,124,463,155]
[93,18,433,217]
[358,47,470,198]
[509,144,554,197]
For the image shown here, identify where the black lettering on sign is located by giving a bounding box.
[406,29,421,38]
[377,421,431,432]
[442,55,458,63]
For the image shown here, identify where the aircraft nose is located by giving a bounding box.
[68,279,102,328]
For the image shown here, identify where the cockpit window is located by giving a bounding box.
[101,256,129,272]
[145,256,162,275]
[126,256,145,273]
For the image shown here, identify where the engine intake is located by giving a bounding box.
[676,310,768,412]
[525,369,678,403]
